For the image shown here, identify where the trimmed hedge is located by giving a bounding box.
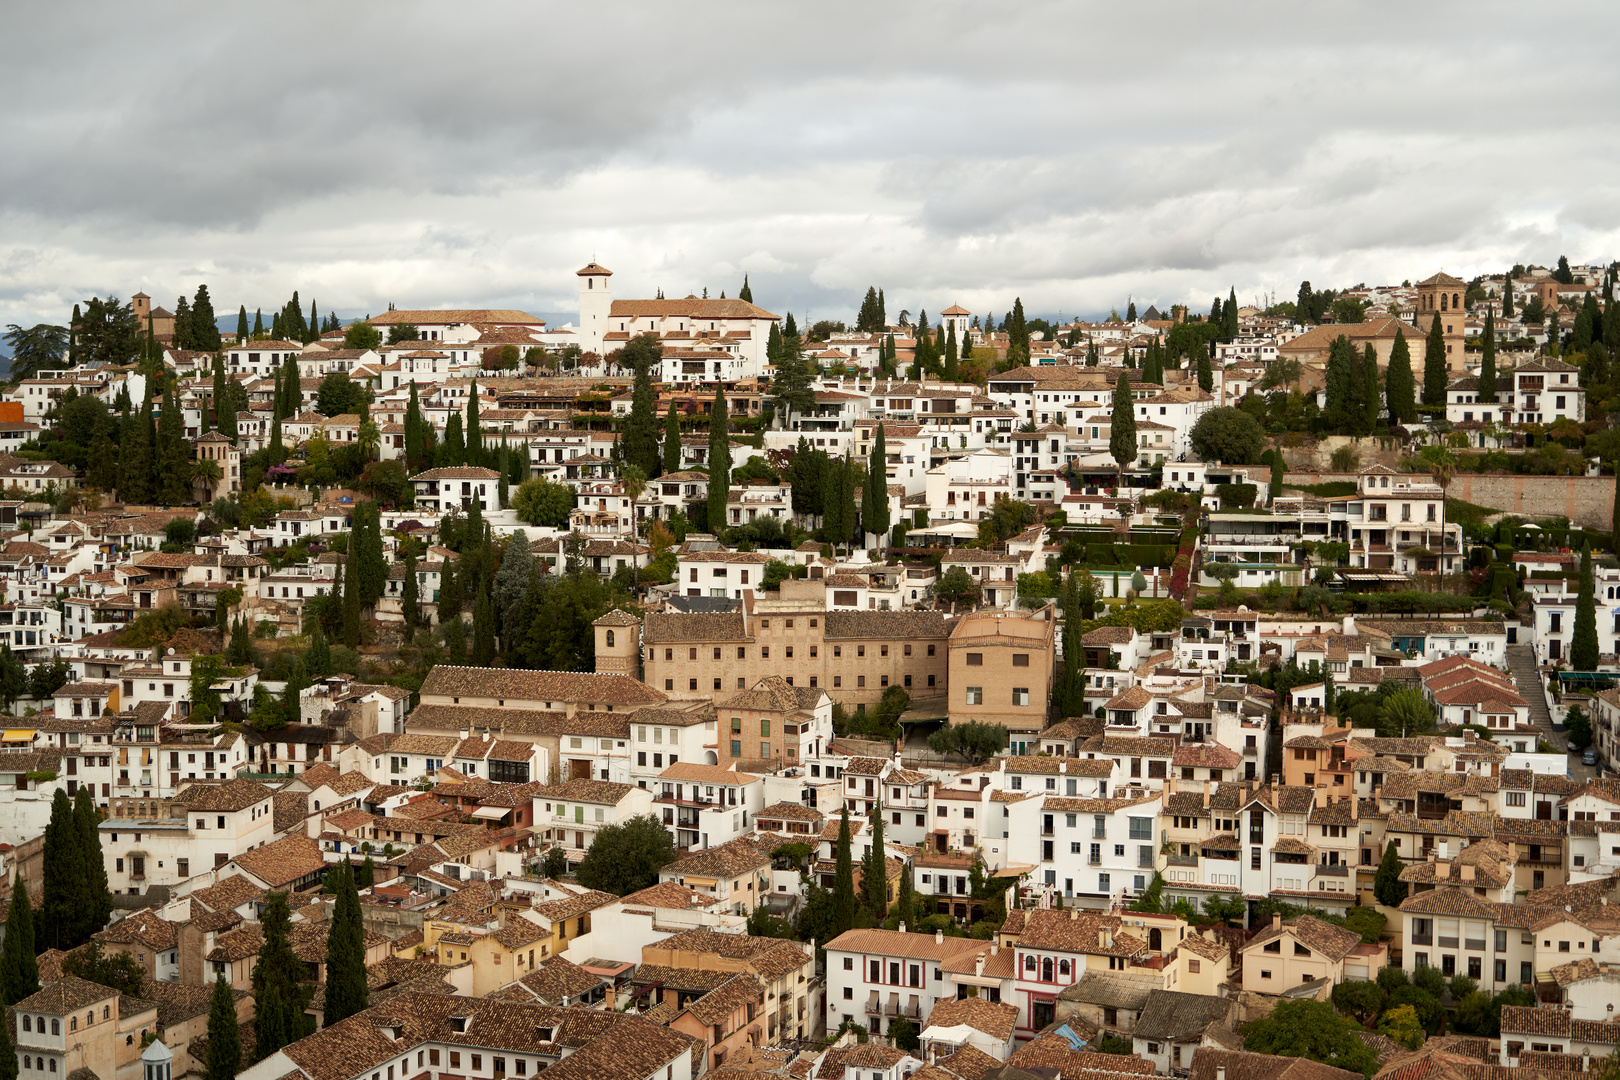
[1084,543,1177,568]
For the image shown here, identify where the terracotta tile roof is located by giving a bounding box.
[1242,915,1363,963]
[176,777,273,812]
[230,834,327,888]
[419,665,666,707]
[935,1046,999,1080]
[15,975,119,1014]
[507,955,606,1004]
[922,997,1019,1041]
[663,836,771,879]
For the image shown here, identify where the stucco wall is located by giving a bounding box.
[1283,472,1616,530]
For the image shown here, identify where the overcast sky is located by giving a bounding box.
[4,1,1618,336]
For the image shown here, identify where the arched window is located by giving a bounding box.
[606,630,615,648]
[1022,954,1035,972]
[50,1019,59,1036]
[1441,293,1448,311]
[1041,957,1054,981]
[22,1016,30,1032]
[23,1057,30,1070]
[49,1062,56,1074]
[69,1018,75,1032]
[85,1013,92,1028]
[1453,293,1461,310]
[1059,959,1071,976]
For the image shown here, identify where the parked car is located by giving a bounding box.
[1583,749,1598,767]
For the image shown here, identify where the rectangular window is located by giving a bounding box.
[965,686,983,705]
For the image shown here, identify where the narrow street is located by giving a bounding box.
[1506,643,1597,782]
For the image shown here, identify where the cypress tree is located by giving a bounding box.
[74,787,110,937]
[119,379,155,504]
[877,289,886,327]
[87,413,117,493]
[1373,840,1407,906]
[707,383,731,533]
[69,303,80,362]
[738,275,752,303]
[341,549,360,648]
[173,296,194,351]
[497,446,510,509]
[440,411,464,467]
[402,547,420,635]
[1572,546,1600,671]
[472,582,496,666]
[465,382,483,467]
[1502,271,1514,318]
[41,790,87,950]
[1109,372,1136,468]
[308,301,320,344]
[208,354,225,433]
[1479,309,1498,403]
[252,308,264,337]
[860,802,887,920]
[663,401,682,476]
[357,856,375,890]
[1385,329,1416,425]
[864,424,890,545]
[252,890,310,1057]
[323,862,369,1025]
[192,285,221,352]
[0,875,38,1005]
[1223,286,1239,341]
[307,620,332,679]
[0,986,15,1080]
[831,807,856,936]
[282,653,308,723]
[438,552,463,620]
[219,366,238,444]
[204,974,241,1080]
[943,325,958,380]
[236,305,249,345]
[1423,313,1448,407]
[1362,344,1381,432]
[623,339,661,477]
[158,384,190,505]
[269,417,285,465]
[404,382,423,471]
[1196,343,1213,392]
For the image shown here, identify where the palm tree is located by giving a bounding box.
[620,464,648,503]
[357,420,381,462]
[191,458,224,504]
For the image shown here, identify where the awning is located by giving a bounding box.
[1,730,35,743]
[470,805,510,820]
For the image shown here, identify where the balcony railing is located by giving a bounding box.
[1316,864,1349,877]
[1411,932,1433,946]
[1438,936,1459,949]
[1167,854,1198,868]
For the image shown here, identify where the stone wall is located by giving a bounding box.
[1283,472,1617,530]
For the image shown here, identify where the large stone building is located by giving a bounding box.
[946,606,1057,744]
[642,591,951,710]
[576,262,781,377]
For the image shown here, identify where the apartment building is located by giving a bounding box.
[824,927,986,1039]
[642,599,950,708]
[1005,792,1163,905]
[1238,914,1384,995]
[946,606,1056,741]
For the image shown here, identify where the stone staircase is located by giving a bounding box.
[1506,643,1558,747]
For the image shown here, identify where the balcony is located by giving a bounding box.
[1316,864,1349,878]
[1167,853,1198,868]
[1411,932,1433,946]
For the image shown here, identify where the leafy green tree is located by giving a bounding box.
[1109,372,1136,468]
[831,807,856,937]
[386,322,418,345]
[1373,840,1406,906]
[0,875,38,1005]
[307,620,332,679]
[59,941,143,998]
[708,383,731,533]
[934,566,980,609]
[1200,892,1246,926]
[204,974,241,1080]
[317,373,365,417]
[574,814,678,895]
[926,721,1008,765]
[512,478,576,527]
[1378,1004,1424,1050]
[1330,979,1385,1025]
[1572,547,1600,671]
[323,862,369,1025]
[621,335,663,477]
[1423,313,1448,407]
[772,330,815,426]
[1189,407,1265,464]
[1244,998,1379,1077]
[76,296,142,368]
[252,891,312,1058]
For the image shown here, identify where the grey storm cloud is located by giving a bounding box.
[2,0,1619,331]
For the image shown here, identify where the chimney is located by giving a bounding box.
[1202,783,1211,810]
[1461,864,1476,882]
[935,929,944,944]
[1217,1068,1227,1080]
[1060,760,1068,774]
[975,953,986,976]
[898,921,907,934]
[1350,797,1358,821]
[1070,908,1079,921]
[1271,913,1281,930]
[991,944,999,956]
[1436,860,1451,878]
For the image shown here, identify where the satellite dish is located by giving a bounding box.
[166,647,175,656]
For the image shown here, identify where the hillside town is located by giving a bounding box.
[1,256,1620,1080]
